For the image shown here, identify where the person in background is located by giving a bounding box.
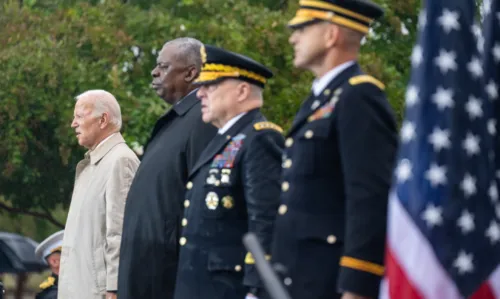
[58,90,140,299]
[270,1,398,299]
[35,230,64,299]
[117,37,217,299]
[173,44,284,299]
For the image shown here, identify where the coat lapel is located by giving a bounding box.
[288,63,361,136]
[144,90,200,153]
[189,109,259,177]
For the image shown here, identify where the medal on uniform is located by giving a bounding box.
[206,169,219,185]
[221,169,231,184]
[222,196,234,209]
[206,175,216,185]
[311,100,320,110]
[205,192,219,210]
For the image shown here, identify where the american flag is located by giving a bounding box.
[380,0,500,298]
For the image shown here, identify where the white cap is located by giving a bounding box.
[35,230,64,260]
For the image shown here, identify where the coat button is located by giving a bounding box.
[184,200,190,208]
[283,159,292,169]
[235,265,242,272]
[285,138,294,148]
[278,204,287,215]
[186,181,193,189]
[305,130,314,139]
[323,89,331,96]
[282,181,289,192]
[182,218,188,227]
[327,235,337,244]
[179,237,187,246]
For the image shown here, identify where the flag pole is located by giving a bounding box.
[242,233,291,299]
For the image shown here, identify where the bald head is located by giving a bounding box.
[162,37,204,73]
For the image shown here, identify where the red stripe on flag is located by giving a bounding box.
[386,246,424,299]
[470,282,495,299]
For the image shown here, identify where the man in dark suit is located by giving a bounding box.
[117,37,217,299]
[270,1,398,299]
[173,45,284,299]
[35,231,64,299]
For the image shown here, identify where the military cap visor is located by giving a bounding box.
[35,230,64,261]
[288,0,384,34]
[195,45,273,88]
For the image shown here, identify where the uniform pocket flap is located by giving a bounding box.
[207,247,245,272]
[298,120,331,140]
[296,214,344,244]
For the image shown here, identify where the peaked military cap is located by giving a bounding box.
[35,230,64,261]
[288,0,384,34]
[195,45,273,88]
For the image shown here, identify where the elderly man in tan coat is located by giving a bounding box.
[58,90,139,299]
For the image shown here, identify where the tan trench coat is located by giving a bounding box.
[58,133,139,299]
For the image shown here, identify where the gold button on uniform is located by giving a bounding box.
[182,218,188,227]
[184,200,190,208]
[327,235,337,244]
[186,181,193,190]
[323,89,331,96]
[235,265,242,272]
[283,159,292,169]
[282,181,289,192]
[278,204,288,215]
[179,237,187,246]
[285,138,294,147]
[305,130,314,139]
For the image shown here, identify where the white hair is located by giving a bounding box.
[75,89,122,130]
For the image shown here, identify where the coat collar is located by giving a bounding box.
[87,133,126,165]
[189,109,260,177]
[288,63,361,135]
[172,88,199,116]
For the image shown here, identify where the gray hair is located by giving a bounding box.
[75,89,122,130]
[163,37,204,72]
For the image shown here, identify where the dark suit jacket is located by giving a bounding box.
[270,63,398,299]
[173,109,284,299]
[117,90,218,299]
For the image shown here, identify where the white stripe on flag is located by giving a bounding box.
[387,191,462,299]
[489,265,500,297]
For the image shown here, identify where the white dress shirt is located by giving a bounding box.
[218,112,247,134]
[311,61,355,96]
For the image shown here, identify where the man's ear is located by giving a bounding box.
[325,23,340,49]
[99,112,110,129]
[185,65,199,82]
[236,82,251,102]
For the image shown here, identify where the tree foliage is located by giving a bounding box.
[0,0,416,226]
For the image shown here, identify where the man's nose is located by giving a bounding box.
[196,87,206,99]
[151,67,159,78]
[71,119,78,128]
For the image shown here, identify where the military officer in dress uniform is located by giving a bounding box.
[270,1,398,299]
[173,45,284,299]
[35,230,64,299]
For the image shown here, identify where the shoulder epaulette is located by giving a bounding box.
[39,276,55,290]
[349,75,385,90]
[253,122,283,134]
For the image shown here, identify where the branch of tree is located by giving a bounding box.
[0,202,64,228]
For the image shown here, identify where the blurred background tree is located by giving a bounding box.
[0,0,418,240]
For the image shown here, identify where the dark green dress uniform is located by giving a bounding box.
[35,274,58,299]
[173,45,285,299]
[270,1,398,299]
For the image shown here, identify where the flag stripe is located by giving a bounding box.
[387,192,462,299]
[470,282,495,299]
[385,247,423,299]
[489,266,500,297]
